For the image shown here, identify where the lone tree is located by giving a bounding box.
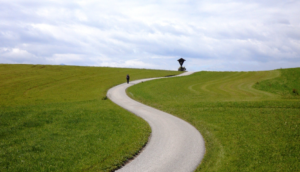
[178,58,186,71]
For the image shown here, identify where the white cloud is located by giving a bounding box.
[46,54,85,64]
[0,0,299,71]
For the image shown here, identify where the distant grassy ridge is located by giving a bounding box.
[128,68,300,171]
[0,64,182,171]
[254,68,300,98]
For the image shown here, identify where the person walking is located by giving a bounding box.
[126,74,130,84]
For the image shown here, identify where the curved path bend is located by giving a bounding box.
[107,72,205,172]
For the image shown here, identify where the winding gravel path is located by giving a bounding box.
[107,72,205,172]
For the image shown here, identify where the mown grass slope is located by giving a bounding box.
[0,64,182,172]
[253,68,300,98]
[128,68,300,171]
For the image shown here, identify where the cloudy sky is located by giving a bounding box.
[0,0,300,71]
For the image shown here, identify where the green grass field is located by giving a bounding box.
[0,64,182,171]
[128,68,300,171]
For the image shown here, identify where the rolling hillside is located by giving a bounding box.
[128,68,300,171]
[0,64,181,171]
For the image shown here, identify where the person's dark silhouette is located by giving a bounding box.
[126,74,130,84]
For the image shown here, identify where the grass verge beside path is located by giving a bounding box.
[127,68,300,171]
[0,64,182,171]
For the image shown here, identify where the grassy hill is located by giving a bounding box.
[127,68,300,171]
[0,64,182,171]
